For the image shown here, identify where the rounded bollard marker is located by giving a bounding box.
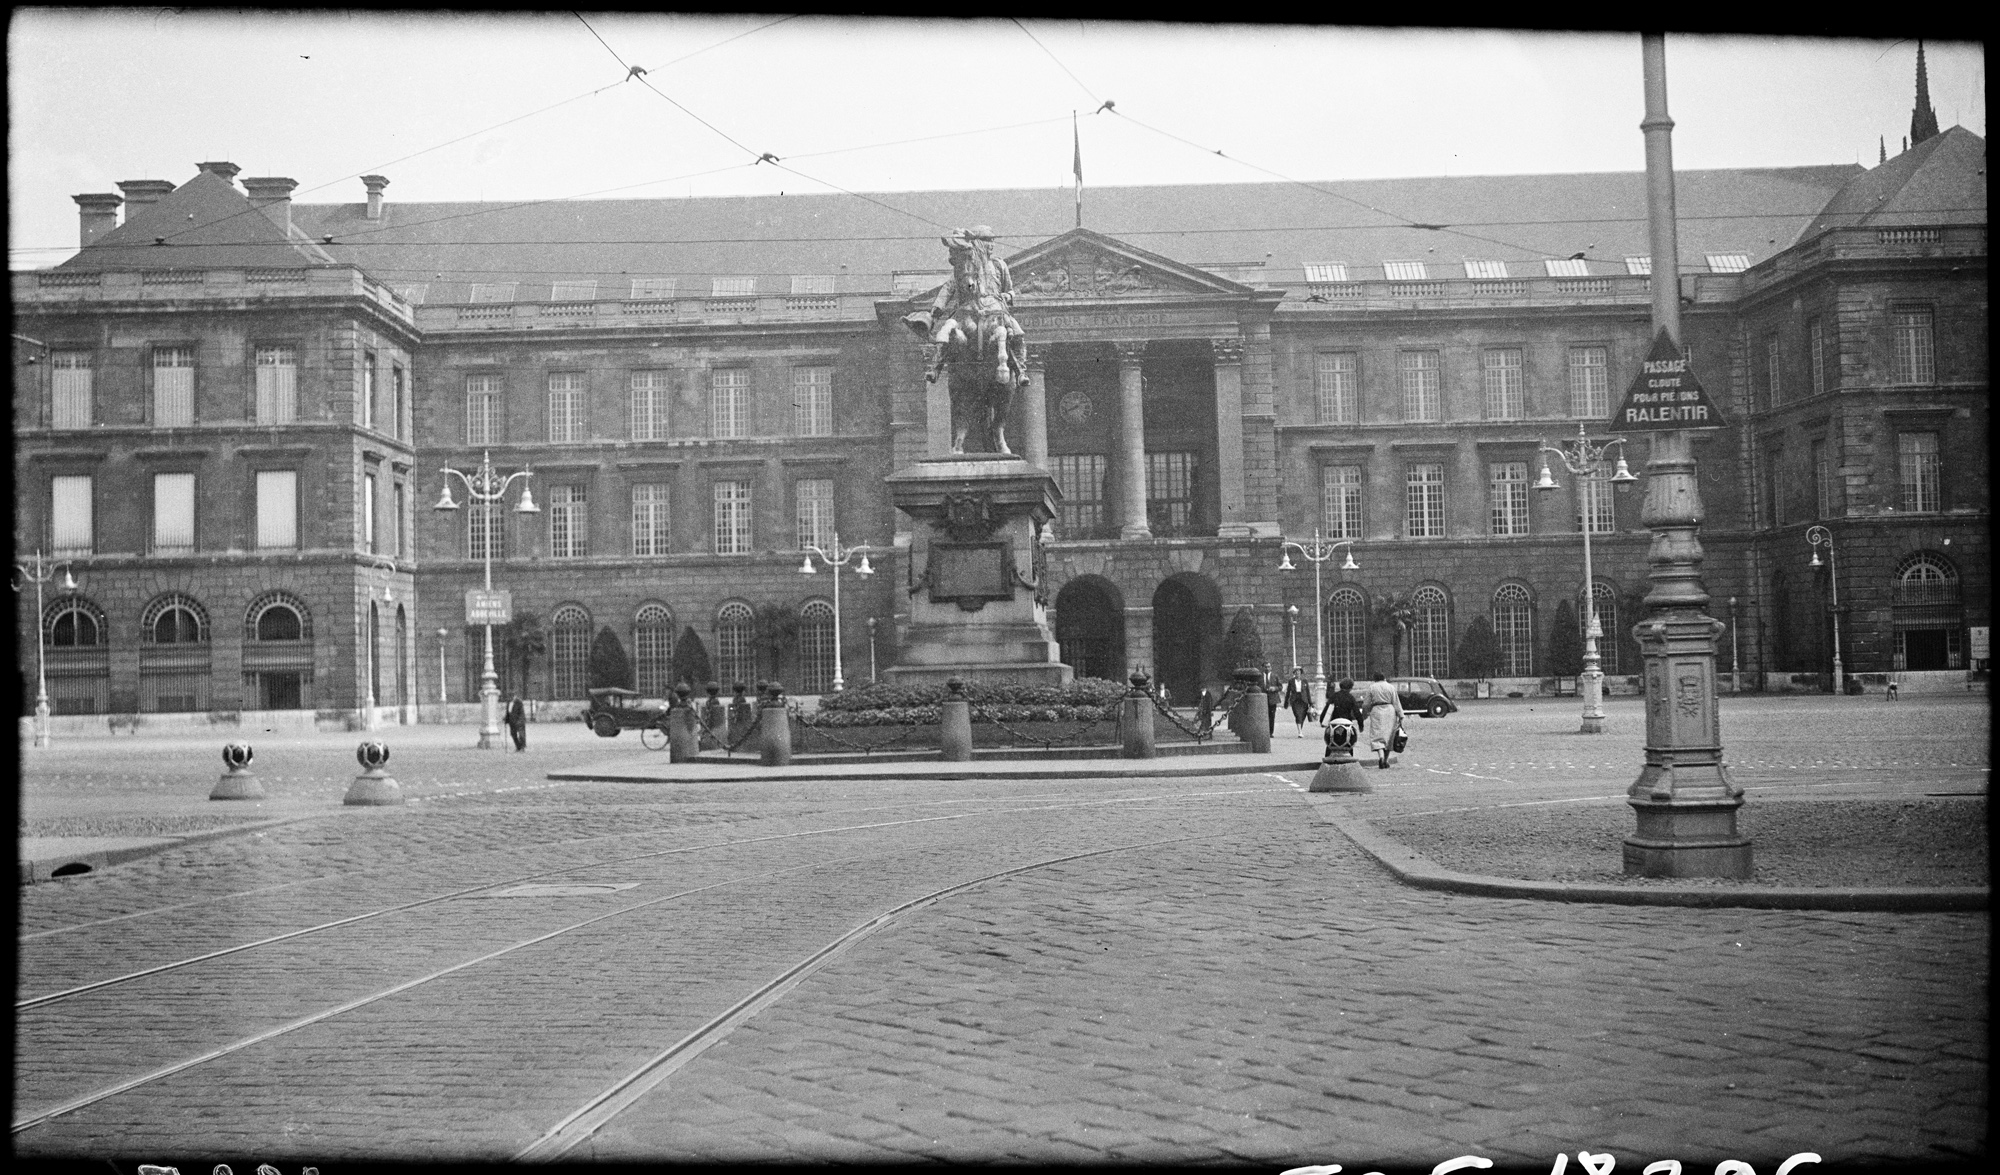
[727,681,752,746]
[1120,670,1156,759]
[210,741,267,800]
[939,677,973,762]
[1309,718,1371,793]
[1234,667,1272,753]
[759,682,793,766]
[343,740,404,805]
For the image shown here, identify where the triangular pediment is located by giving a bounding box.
[1006,228,1254,300]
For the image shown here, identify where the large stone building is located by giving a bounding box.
[14,116,1986,730]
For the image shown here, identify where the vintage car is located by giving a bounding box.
[583,687,670,742]
[1391,676,1460,717]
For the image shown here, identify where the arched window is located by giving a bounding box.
[1325,587,1367,683]
[633,603,676,696]
[245,591,312,642]
[1893,553,1963,670]
[1410,585,1451,678]
[716,602,755,687]
[46,597,106,647]
[141,593,209,645]
[797,599,837,693]
[549,604,592,699]
[1586,583,1620,675]
[1492,583,1534,676]
[1894,553,1959,604]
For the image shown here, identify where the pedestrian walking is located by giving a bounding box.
[1357,672,1402,769]
[1282,667,1312,737]
[1195,687,1215,737]
[1318,677,1363,728]
[505,694,528,752]
[1263,662,1281,733]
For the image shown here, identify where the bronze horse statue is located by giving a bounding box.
[903,226,1028,456]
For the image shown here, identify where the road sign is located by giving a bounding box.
[465,588,513,626]
[1615,329,1727,431]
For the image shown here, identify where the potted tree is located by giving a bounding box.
[1454,615,1500,699]
[1546,599,1584,697]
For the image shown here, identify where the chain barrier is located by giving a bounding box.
[960,685,1120,748]
[688,704,766,756]
[1143,684,1211,742]
[790,709,932,755]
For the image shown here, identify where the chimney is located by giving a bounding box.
[196,160,242,185]
[362,174,390,221]
[74,193,124,248]
[242,176,299,236]
[117,179,176,217]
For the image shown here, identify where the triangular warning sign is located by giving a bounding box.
[1614,329,1727,431]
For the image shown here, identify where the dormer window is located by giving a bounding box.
[1543,258,1589,277]
[468,282,517,303]
[1383,261,1427,281]
[1705,253,1751,274]
[1463,260,1508,279]
[1303,263,1348,283]
[711,276,756,297]
[1624,256,1652,275]
[549,280,597,301]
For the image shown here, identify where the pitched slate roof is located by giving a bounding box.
[1796,126,1986,241]
[268,164,1863,305]
[58,169,336,272]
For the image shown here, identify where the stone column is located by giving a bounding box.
[1211,337,1250,537]
[1115,341,1151,540]
[1022,343,1051,469]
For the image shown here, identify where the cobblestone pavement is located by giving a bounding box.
[14,696,1988,1170]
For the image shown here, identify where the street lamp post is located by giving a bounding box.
[12,550,79,748]
[798,533,875,693]
[1806,526,1845,695]
[433,450,539,749]
[866,616,879,684]
[436,627,449,707]
[1286,604,1300,677]
[1537,422,1639,733]
[361,556,398,731]
[1278,530,1360,699]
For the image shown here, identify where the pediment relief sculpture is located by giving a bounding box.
[1013,247,1184,299]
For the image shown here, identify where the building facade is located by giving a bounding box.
[15,128,1987,728]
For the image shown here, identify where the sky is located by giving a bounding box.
[7,12,1986,270]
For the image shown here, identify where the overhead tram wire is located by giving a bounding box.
[1008,18,1099,105]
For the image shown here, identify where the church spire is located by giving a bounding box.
[1910,41,1941,146]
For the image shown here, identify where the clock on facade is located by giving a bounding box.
[1057,390,1094,426]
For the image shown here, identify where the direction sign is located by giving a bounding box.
[1615,329,1727,431]
[465,588,513,626]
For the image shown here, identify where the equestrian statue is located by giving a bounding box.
[902,225,1029,455]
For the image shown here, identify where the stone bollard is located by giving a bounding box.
[701,682,726,749]
[668,685,700,762]
[343,740,404,805]
[1120,670,1156,759]
[759,682,792,766]
[1233,668,1272,753]
[211,741,266,800]
[939,677,973,762]
[1309,718,1371,793]
[727,682,752,747]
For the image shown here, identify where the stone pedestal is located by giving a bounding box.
[882,456,1072,688]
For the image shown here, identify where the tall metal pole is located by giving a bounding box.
[437,450,536,749]
[1579,479,1601,729]
[800,533,874,694]
[13,550,75,749]
[437,627,449,705]
[1279,529,1356,697]
[1625,33,1750,878]
[1807,526,1844,693]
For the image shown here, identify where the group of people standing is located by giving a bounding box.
[1271,666,1405,770]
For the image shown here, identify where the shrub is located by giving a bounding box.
[1454,616,1500,681]
[1547,600,1584,677]
[810,676,1128,726]
[587,626,634,690]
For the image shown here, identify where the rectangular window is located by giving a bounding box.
[1314,353,1356,424]
[1304,263,1347,284]
[256,470,297,550]
[795,477,835,550]
[1405,463,1444,538]
[1146,451,1196,535]
[1812,439,1833,519]
[1482,348,1524,420]
[1581,477,1616,534]
[547,372,585,443]
[1321,464,1362,539]
[467,502,506,561]
[1052,454,1107,537]
[51,474,93,555]
[713,480,753,554]
[1489,462,1529,535]
[393,482,406,557]
[1706,253,1751,273]
[549,280,597,301]
[361,352,376,430]
[630,278,677,299]
[51,351,93,429]
[153,345,195,427]
[1808,318,1826,397]
[790,274,836,295]
[629,371,671,440]
[549,485,588,558]
[1543,258,1589,277]
[630,483,672,556]
[1765,335,1782,405]
[392,366,406,440]
[1400,351,1440,422]
[1568,346,1609,418]
[711,276,756,297]
[1383,261,1427,281]
[1463,260,1508,279]
[465,375,501,445]
[1624,256,1652,276]
[710,368,748,437]
[794,365,833,437]
[1763,448,1783,528]
[1899,432,1940,512]
[363,473,378,552]
[1892,306,1936,384]
[468,283,517,303]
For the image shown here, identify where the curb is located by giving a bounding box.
[19,815,319,886]
[1314,808,1989,912]
[550,757,1324,784]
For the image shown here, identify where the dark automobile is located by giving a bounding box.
[584,687,670,740]
[1391,677,1459,717]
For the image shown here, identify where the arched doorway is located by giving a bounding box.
[1054,576,1125,682]
[1152,573,1223,703]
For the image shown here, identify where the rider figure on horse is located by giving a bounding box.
[902,225,1028,392]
